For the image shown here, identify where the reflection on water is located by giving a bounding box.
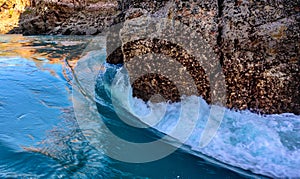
[0,35,256,178]
[0,35,105,178]
[0,34,89,67]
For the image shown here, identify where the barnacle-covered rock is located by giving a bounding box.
[107,0,300,114]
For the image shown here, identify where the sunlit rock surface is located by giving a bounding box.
[0,0,30,33]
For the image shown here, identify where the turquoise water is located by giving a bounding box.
[0,35,298,178]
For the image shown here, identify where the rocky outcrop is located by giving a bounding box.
[0,0,30,33]
[7,0,121,35]
[220,0,300,114]
[107,0,300,115]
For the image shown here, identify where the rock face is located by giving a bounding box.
[221,0,300,114]
[107,0,300,115]
[0,0,30,33]
[7,0,120,35]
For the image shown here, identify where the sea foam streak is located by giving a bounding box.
[100,63,300,178]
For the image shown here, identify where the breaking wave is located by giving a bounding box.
[95,62,300,178]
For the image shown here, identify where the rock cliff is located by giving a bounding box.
[107,0,300,114]
[4,0,120,35]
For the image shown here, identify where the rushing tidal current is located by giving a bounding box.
[0,35,299,178]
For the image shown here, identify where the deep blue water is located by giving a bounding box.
[0,35,299,178]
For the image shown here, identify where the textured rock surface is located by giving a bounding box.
[0,0,30,33]
[7,0,120,35]
[220,0,300,114]
[107,0,300,114]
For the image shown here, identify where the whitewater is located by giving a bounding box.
[73,45,300,178]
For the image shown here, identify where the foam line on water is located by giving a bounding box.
[133,94,300,178]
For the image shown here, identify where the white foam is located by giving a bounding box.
[109,66,300,178]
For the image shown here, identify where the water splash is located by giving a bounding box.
[97,62,300,178]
